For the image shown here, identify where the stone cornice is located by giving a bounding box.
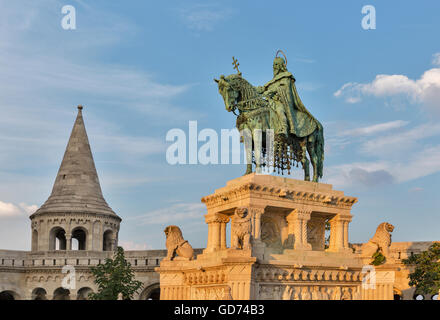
[201,182,357,210]
[30,211,122,223]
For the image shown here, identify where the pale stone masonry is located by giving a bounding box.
[157,174,439,300]
[0,106,437,300]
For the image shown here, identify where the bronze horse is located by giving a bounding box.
[215,73,324,182]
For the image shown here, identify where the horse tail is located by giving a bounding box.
[315,124,324,179]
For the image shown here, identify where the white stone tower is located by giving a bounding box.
[29,106,121,252]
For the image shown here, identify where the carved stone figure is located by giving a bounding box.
[332,287,341,300]
[292,287,300,300]
[300,287,311,300]
[231,207,252,250]
[360,222,395,259]
[215,52,324,181]
[282,285,293,300]
[320,287,329,300]
[341,287,352,300]
[164,225,194,261]
[311,286,322,300]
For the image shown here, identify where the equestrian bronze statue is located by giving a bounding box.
[215,51,324,182]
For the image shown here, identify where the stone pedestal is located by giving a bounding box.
[157,174,364,300]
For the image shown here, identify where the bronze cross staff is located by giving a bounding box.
[232,56,241,74]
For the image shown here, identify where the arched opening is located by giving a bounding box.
[103,230,114,251]
[77,287,93,300]
[431,294,439,300]
[31,229,38,251]
[71,227,87,251]
[49,227,66,250]
[0,291,18,300]
[147,288,160,300]
[139,283,160,300]
[32,288,47,300]
[53,287,70,300]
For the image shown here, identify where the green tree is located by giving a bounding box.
[402,243,440,295]
[371,250,386,266]
[89,246,143,300]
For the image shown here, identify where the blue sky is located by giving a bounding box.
[0,0,439,250]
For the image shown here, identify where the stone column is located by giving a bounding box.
[204,214,229,252]
[220,222,227,249]
[65,233,72,251]
[286,209,312,250]
[87,221,93,251]
[343,220,350,249]
[249,207,265,240]
[328,215,351,252]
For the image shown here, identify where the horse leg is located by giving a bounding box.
[307,134,319,182]
[242,127,253,175]
[253,128,263,174]
[300,139,310,181]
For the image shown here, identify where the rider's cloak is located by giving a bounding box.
[263,71,322,138]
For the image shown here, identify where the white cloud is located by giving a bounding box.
[360,122,440,155]
[18,203,38,215]
[325,144,440,187]
[339,120,409,137]
[0,201,37,218]
[0,201,22,218]
[334,63,440,112]
[129,202,205,225]
[432,53,440,66]
[325,120,410,155]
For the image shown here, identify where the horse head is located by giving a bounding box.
[214,74,242,113]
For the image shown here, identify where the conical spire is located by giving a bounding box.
[33,106,118,218]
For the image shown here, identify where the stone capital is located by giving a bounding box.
[248,206,266,216]
[286,208,312,222]
[205,214,230,224]
[331,215,352,223]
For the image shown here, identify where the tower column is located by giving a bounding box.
[65,233,72,251]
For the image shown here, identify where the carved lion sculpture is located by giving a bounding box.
[231,207,252,250]
[360,222,395,259]
[164,225,194,261]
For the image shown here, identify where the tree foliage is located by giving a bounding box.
[402,243,440,295]
[371,250,386,266]
[89,246,143,300]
